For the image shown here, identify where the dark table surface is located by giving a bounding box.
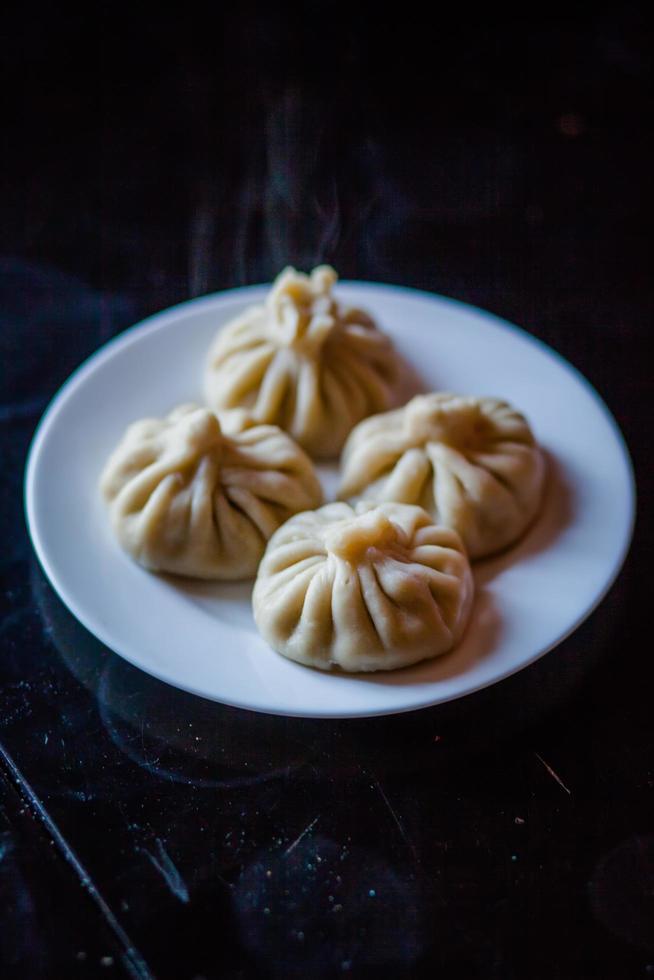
[1,8,652,979]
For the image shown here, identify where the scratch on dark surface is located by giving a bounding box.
[144,838,190,904]
[284,814,321,856]
[215,871,234,891]
[371,775,418,862]
[0,832,14,862]
[0,744,154,980]
[139,719,150,770]
[535,753,572,796]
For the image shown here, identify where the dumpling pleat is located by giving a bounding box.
[378,448,431,504]
[224,485,280,541]
[263,559,326,641]
[292,564,336,661]
[359,561,403,649]
[133,473,185,564]
[260,538,325,575]
[426,447,475,529]
[213,345,275,407]
[292,360,325,448]
[468,444,544,513]
[339,326,397,383]
[262,554,325,592]
[336,347,390,413]
[368,558,452,652]
[406,559,467,627]
[221,466,309,510]
[338,441,406,498]
[331,558,380,663]
[253,350,294,423]
[212,492,264,568]
[325,361,367,425]
[339,407,405,475]
[429,445,524,558]
[112,455,184,516]
[212,328,268,361]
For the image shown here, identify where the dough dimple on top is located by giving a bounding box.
[100,403,323,580]
[252,500,475,673]
[338,392,546,560]
[204,265,404,458]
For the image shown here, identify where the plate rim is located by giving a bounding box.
[24,280,637,718]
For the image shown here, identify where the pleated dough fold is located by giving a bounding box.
[253,501,474,672]
[339,393,546,560]
[204,266,404,458]
[100,404,323,579]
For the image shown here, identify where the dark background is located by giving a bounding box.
[1,6,652,978]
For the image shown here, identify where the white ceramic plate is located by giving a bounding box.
[25,282,635,718]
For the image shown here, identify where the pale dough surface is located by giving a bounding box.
[100,404,322,580]
[338,392,546,560]
[253,500,474,672]
[204,266,404,458]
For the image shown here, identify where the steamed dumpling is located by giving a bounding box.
[338,393,546,560]
[204,265,404,458]
[100,404,322,579]
[253,501,474,672]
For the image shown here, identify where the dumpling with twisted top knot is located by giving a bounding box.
[100,404,322,579]
[204,265,404,458]
[253,501,474,672]
[338,393,546,560]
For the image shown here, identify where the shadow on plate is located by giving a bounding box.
[31,539,626,786]
[474,448,575,585]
